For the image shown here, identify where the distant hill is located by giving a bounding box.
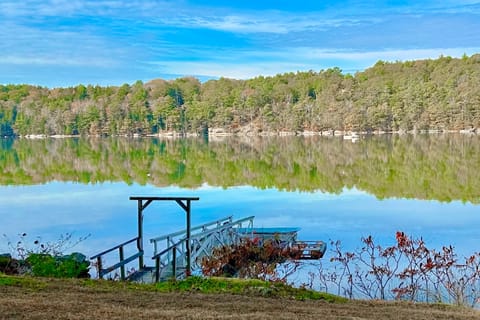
[1,54,479,137]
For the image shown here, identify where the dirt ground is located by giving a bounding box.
[1,279,479,320]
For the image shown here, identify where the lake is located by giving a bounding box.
[1,134,479,267]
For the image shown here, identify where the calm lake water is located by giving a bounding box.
[0,135,479,264]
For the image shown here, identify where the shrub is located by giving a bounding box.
[26,252,90,278]
[3,233,90,278]
[201,237,302,282]
[313,232,480,308]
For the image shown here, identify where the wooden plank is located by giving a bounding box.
[129,196,199,201]
[90,237,138,259]
[99,251,143,278]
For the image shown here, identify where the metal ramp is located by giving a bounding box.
[150,216,254,281]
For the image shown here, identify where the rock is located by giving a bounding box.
[0,255,28,275]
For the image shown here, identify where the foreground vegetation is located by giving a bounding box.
[1,54,480,137]
[3,230,480,318]
[198,232,480,308]
[0,274,341,302]
[1,274,479,320]
[314,233,480,308]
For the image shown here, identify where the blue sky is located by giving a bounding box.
[1,0,480,87]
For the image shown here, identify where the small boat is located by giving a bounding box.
[343,132,359,143]
[236,227,327,260]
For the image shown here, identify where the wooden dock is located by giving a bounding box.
[90,196,326,283]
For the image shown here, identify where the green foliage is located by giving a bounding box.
[3,232,90,278]
[26,253,90,278]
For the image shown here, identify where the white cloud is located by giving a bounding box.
[0,22,128,68]
[148,60,299,80]
[0,0,184,19]
[286,47,480,63]
[157,14,366,34]
[428,1,480,13]
[0,55,114,67]
[148,47,480,79]
[0,0,79,16]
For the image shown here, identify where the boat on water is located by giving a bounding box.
[236,227,327,259]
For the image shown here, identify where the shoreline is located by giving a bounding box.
[6,127,478,139]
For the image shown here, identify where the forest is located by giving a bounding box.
[0,54,479,137]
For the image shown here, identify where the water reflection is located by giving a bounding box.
[0,135,479,266]
[1,134,479,202]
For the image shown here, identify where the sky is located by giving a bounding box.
[1,0,480,87]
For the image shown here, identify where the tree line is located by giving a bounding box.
[0,54,479,137]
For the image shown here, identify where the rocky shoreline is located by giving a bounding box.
[11,126,478,140]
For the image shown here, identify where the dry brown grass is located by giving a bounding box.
[1,277,479,320]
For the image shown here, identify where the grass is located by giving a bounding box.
[1,273,479,320]
[78,275,346,302]
[0,273,46,290]
[154,276,347,302]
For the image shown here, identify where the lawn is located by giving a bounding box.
[1,274,479,320]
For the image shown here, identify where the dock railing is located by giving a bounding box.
[189,215,254,268]
[150,215,233,256]
[90,236,143,280]
[151,238,185,282]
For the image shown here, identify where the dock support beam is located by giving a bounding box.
[135,198,153,269]
[175,199,192,276]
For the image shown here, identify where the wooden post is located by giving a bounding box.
[172,246,177,279]
[155,256,160,283]
[119,246,125,280]
[96,256,103,279]
[137,200,144,270]
[186,199,191,276]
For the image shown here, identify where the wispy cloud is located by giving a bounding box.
[0,0,371,34]
[0,0,163,17]
[156,14,367,34]
[148,47,480,79]
[0,56,114,67]
[288,47,480,63]
[0,21,129,68]
[426,1,480,14]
